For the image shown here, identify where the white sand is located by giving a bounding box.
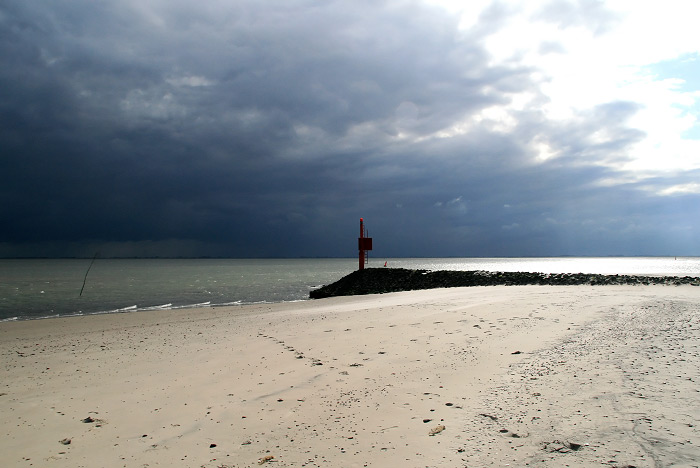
[1,285,699,467]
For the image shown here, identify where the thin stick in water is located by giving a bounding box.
[79,252,99,297]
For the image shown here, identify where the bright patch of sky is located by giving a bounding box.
[647,53,700,140]
[427,0,700,177]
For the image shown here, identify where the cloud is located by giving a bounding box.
[0,0,698,257]
[533,0,620,35]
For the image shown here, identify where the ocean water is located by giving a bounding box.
[1,257,699,321]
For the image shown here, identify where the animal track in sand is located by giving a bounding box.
[498,428,528,438]
[257,332,323,367]
[543,440,583,453]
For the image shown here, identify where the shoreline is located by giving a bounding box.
[0,301,255,324]
[11,267,697,323]
[2,285,699,467]
[5,259,700,322]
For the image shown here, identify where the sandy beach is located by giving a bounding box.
[2,285,698,468]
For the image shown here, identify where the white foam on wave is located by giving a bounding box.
[58,312,85,318]
[32,313,62,320]
[172,301,212,309]
[215,300,243,307]
[141,303,173,311]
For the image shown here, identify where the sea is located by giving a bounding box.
[2,257,700,321]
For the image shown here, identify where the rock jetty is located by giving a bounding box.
[309,268,700,299]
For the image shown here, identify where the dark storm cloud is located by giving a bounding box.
[1,0,697,257]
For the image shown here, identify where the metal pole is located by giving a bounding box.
[359,218,365,270]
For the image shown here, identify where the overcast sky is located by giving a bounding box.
[1,0,699,258]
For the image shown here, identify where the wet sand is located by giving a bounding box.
[1,285,698,467]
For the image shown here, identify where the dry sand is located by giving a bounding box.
[1,285,698,468]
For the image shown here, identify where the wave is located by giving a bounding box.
[172,301,212,309]
[214,300,243,307]
[141,303,173,311]
[2,296,312,322]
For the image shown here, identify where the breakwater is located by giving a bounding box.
[309,268,700,299]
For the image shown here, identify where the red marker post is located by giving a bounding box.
[358,218,373,270]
